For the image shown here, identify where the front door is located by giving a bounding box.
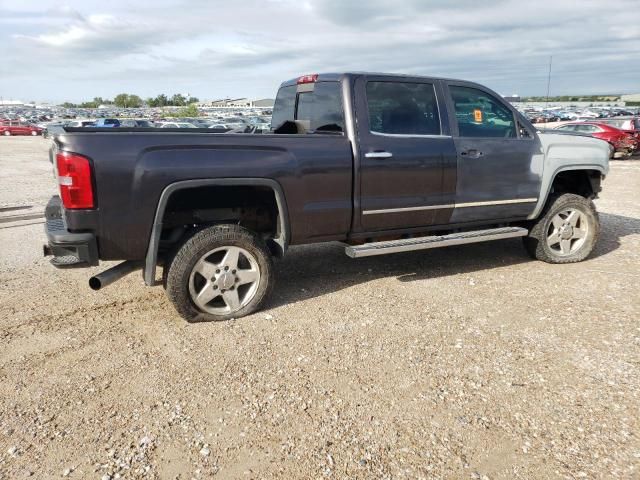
[444,82,542,224]
[355,76,457,231]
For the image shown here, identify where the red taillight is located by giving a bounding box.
[56,152,94,209]
[297,73,318,84]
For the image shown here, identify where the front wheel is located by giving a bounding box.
[3,131,10,136]
[523,193,599,263]
[164,224,274,322]
[31,130,38,136]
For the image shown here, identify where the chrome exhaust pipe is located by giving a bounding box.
[89,261,140,291]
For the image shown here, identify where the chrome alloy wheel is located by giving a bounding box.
[546,208,589,256]
[188,246,261,315]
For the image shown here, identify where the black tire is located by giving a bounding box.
[164,224,274,322]
[523,193,599,264]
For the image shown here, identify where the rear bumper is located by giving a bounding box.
[43,196,99,268]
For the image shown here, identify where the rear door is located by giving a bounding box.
[14,122,29,135]
[444,82,542,223]
[355,75,457,231]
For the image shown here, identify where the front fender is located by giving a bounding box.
[529,133,609,219]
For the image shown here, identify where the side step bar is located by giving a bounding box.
[345,227,528,258]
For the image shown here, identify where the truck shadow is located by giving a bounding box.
[269,212,639,309]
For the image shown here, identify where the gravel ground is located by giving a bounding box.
[0,137,638,479]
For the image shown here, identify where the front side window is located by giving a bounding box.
[450,85,517,138]
[366,81,441,135]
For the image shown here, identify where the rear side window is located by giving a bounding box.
[450,85,516,138]
[366,81,441,135]
[271,82,344,133]
[576,124,602,133]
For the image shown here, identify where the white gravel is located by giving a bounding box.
[0,137,638,479]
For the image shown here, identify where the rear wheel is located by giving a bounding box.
[165,224,274,322]
[523,193,599,263]
[3,131,10,136]
[30,130,38,136]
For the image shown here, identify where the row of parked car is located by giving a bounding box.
[24,115,273,137]
[522,107,639,124]
[2,110,638,160]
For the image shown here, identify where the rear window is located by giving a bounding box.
[271,82,344,133]
[604,119,629,129]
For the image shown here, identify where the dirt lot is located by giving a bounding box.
[0,136,638,479]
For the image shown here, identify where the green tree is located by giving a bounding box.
[155,94,168,107]
[163,104,200,118]
[127,94,143,108]
[170,93,187,106]
[113,94,142,108]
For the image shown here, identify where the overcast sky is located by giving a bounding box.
[1,0,639,103]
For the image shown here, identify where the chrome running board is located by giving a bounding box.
[345,227,528,258]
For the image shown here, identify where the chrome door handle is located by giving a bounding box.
[365,151,393,159]
[460,149,483,158]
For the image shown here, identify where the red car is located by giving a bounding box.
[0,121,43,136]
[597,117,640,146]
[553,121,636,159]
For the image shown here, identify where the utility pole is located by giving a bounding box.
[545,55,553,108]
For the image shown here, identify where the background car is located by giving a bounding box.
[0,121,43,136]
[554,122,636,158]
[94,118,121,128]
[596,117,640,146]
[119,119,155,127]
[67,120,96,127]
[159,122,197,128]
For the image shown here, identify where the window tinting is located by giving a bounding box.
[271,82,344,133]
[366,82,440,135]
[271,85,296,131]
[450,86,516,138]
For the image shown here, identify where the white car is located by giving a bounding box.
[159,122,197,129]
[67,120,96,127]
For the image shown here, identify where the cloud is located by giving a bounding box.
[0,0,638,102]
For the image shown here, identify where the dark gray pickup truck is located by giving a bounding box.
[44,72,609,321]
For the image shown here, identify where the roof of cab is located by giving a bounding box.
[279,72,467,88]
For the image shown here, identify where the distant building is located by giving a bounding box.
[502,94,521,103]
[253,98,275,108]
[621,93,640,103]
[0,99,24,107]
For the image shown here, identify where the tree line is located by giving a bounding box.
[61,93,200,109]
